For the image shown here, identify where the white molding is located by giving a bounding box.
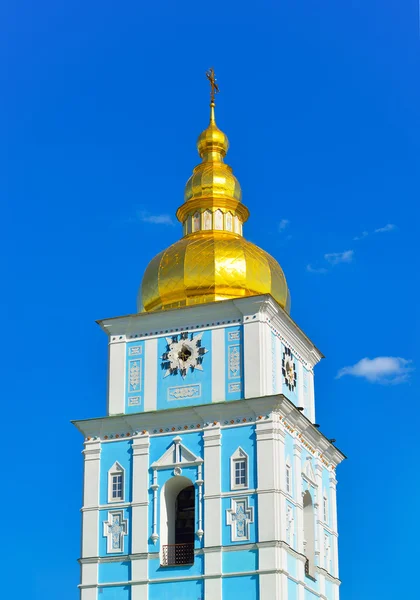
[151,435,203,470]
[74,395,345,467]
[98,295,323,369]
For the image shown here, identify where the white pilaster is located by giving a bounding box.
[131,433,150,553]
[308,370,316,423]
[256,417,283,600]
[243,319,266,398]
[81,440,101,559]
[144,338,157,412]
[80,563,98,589]
[329,475,339,578]
[212,327,225,402]
[108,338,126,416]
[256,419,281,542]
[80,587,97,600]
[293,442,304,553]
[315,462,324,569]
[203,426,222,599]
[131,561,148,600]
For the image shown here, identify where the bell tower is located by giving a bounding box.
[73,71,345,600]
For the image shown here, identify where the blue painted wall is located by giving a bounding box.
[125,340,145,413]
[98,586,131,599]
[288,578,298,600]
[149,554,204,580]
[99,562,130,584]
[149,579,204,600]
[100,440,132,505]
[222,575,259,599]
[225,325,243,401]
[156,331,212,410]
[287,553,298,578]
[223,549,258,573]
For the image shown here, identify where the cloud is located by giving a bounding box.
[306,264,328,274]
[278,219,290,232]
[353,224,397,240]
[353,231,369,241]
[374,223,396,234]
[137,211,175,225]
[336,356,413,384]
[324,250,354,265]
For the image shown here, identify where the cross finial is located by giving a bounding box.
[206,67,219,105]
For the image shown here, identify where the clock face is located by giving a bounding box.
[282,346,297,392]
[162,332,208,379]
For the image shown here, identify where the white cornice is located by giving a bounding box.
[96,295,323,364]
[72,394,346,467]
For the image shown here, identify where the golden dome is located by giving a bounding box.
[138,233,290,312]
[138,72,290,314]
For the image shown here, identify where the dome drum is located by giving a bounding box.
[181,208,244,236]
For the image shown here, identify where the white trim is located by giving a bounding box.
[107,461,125,503]
[230,447,249,490]
[151,435,203,470]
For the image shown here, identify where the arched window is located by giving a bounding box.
[303,489,316,579]
[160,476,195,566]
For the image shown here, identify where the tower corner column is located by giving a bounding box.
[203,425,222,599]
[131,432,150,600]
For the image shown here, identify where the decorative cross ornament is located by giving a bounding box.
[103,510,128,553]
[226,497,254,542]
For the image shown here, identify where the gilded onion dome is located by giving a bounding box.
[138,71,290,314]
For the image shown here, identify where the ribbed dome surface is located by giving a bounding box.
[138,232,290,313]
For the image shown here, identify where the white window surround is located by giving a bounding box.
[323,493,328,523]
[108,461,125,503]
[230,447,249,490]
[285,458,292,494]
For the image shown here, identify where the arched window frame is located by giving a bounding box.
[230,447,249,490]
[108,461,125,503]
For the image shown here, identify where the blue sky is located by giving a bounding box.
[1,1,418,598]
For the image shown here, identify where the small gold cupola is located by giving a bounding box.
[138,69,290,313]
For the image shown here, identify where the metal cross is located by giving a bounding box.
[206,67,219,103]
